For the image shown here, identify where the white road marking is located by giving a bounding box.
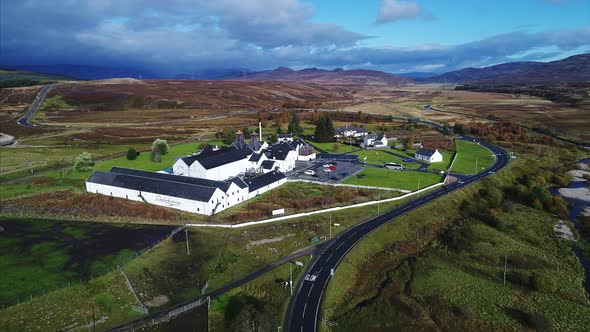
[303,303,307,318]
[307,284,314,297]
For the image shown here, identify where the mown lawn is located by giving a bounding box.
[451,140,495,174]
[349,149,419,169]
[342,168,443,191]
[308,141,360,153]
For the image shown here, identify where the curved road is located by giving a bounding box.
[285,136,509,332]
[17,84,55,127]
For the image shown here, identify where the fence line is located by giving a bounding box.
[287,178,410,193]
[187,181,444,229]
[120,266,147,313]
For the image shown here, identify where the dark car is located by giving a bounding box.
[330,176,339,181]
[402,158,413,162]
[339,172,349,177]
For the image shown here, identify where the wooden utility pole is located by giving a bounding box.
[185,229,190,255]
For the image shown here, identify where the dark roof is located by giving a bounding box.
[87,171,219,202]
[249,152,264,162]
[261,160,276,170]
[277,133,293,138]
[415,148,437,157]
[181,146,252,169]
[233,133,248,150]
[109,167,231,192]
[230,177,249,189]
[265,142,294,161]
[245,170,286,192]
[247,138,262,152]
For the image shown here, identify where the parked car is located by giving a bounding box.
[323,164,331,168]
[304,170,316,175]
[339,172,349,177]
[402,158,413,162]
[330,176,338,181]
[323,168,332,173]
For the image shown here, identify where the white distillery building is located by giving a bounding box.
[415,148,443,163]
[86,167,286,216]
[86,132,313,216]
[172,132,315,180]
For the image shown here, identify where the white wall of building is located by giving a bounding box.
[247,177,287,199]
[85,182,225,215]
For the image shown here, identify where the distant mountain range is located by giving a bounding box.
[2,53,588,84]
[227,67,411,85]
[417,53,590,84]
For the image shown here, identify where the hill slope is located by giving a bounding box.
[229,67,411,86]
[419,53,590,84]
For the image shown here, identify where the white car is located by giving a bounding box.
[304,170,316,175]
[323,168,332,173]
[323,164,331,168]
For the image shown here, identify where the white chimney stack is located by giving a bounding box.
[259,121,262,141]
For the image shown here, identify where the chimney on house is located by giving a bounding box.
[259,122,262,141]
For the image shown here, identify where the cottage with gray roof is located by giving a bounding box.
[415,148,443,163]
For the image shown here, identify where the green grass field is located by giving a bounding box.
[342,168,443,191]
[321,144,590,331]
[0,194,416,331]
[349,150,419,169]
[0,218,173,307]
[308,141,360,153]
[0,140,213,199]
[451,140,495,174]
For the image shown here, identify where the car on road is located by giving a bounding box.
[330,176,338,181]
[304,170,316,175]
[322,164,331,168]
[323,168,332,173]
[402,158,413,162]
[339,172,349,177]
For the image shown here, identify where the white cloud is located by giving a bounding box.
[376,0,423,24]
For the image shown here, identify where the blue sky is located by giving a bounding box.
[1,0,589,75]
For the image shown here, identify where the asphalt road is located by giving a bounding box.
[284,136,509,332]
[17,84,55,127]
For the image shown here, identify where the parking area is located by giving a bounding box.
[289,160,363,183]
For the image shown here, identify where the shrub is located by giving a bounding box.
[126,147,138,160]
[506,270,531,287]
[73,152,94,172]
[151,138,169,155]
[531,273,558,293]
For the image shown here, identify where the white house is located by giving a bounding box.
[334,125,368,138]
[363,133,388,148]
[415,148,443,163]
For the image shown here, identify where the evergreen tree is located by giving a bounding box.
[126,148,138,160]
[276,125,283,134]
[314,114,334,143]
[287,112,303,135]
[242,127,252,137]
